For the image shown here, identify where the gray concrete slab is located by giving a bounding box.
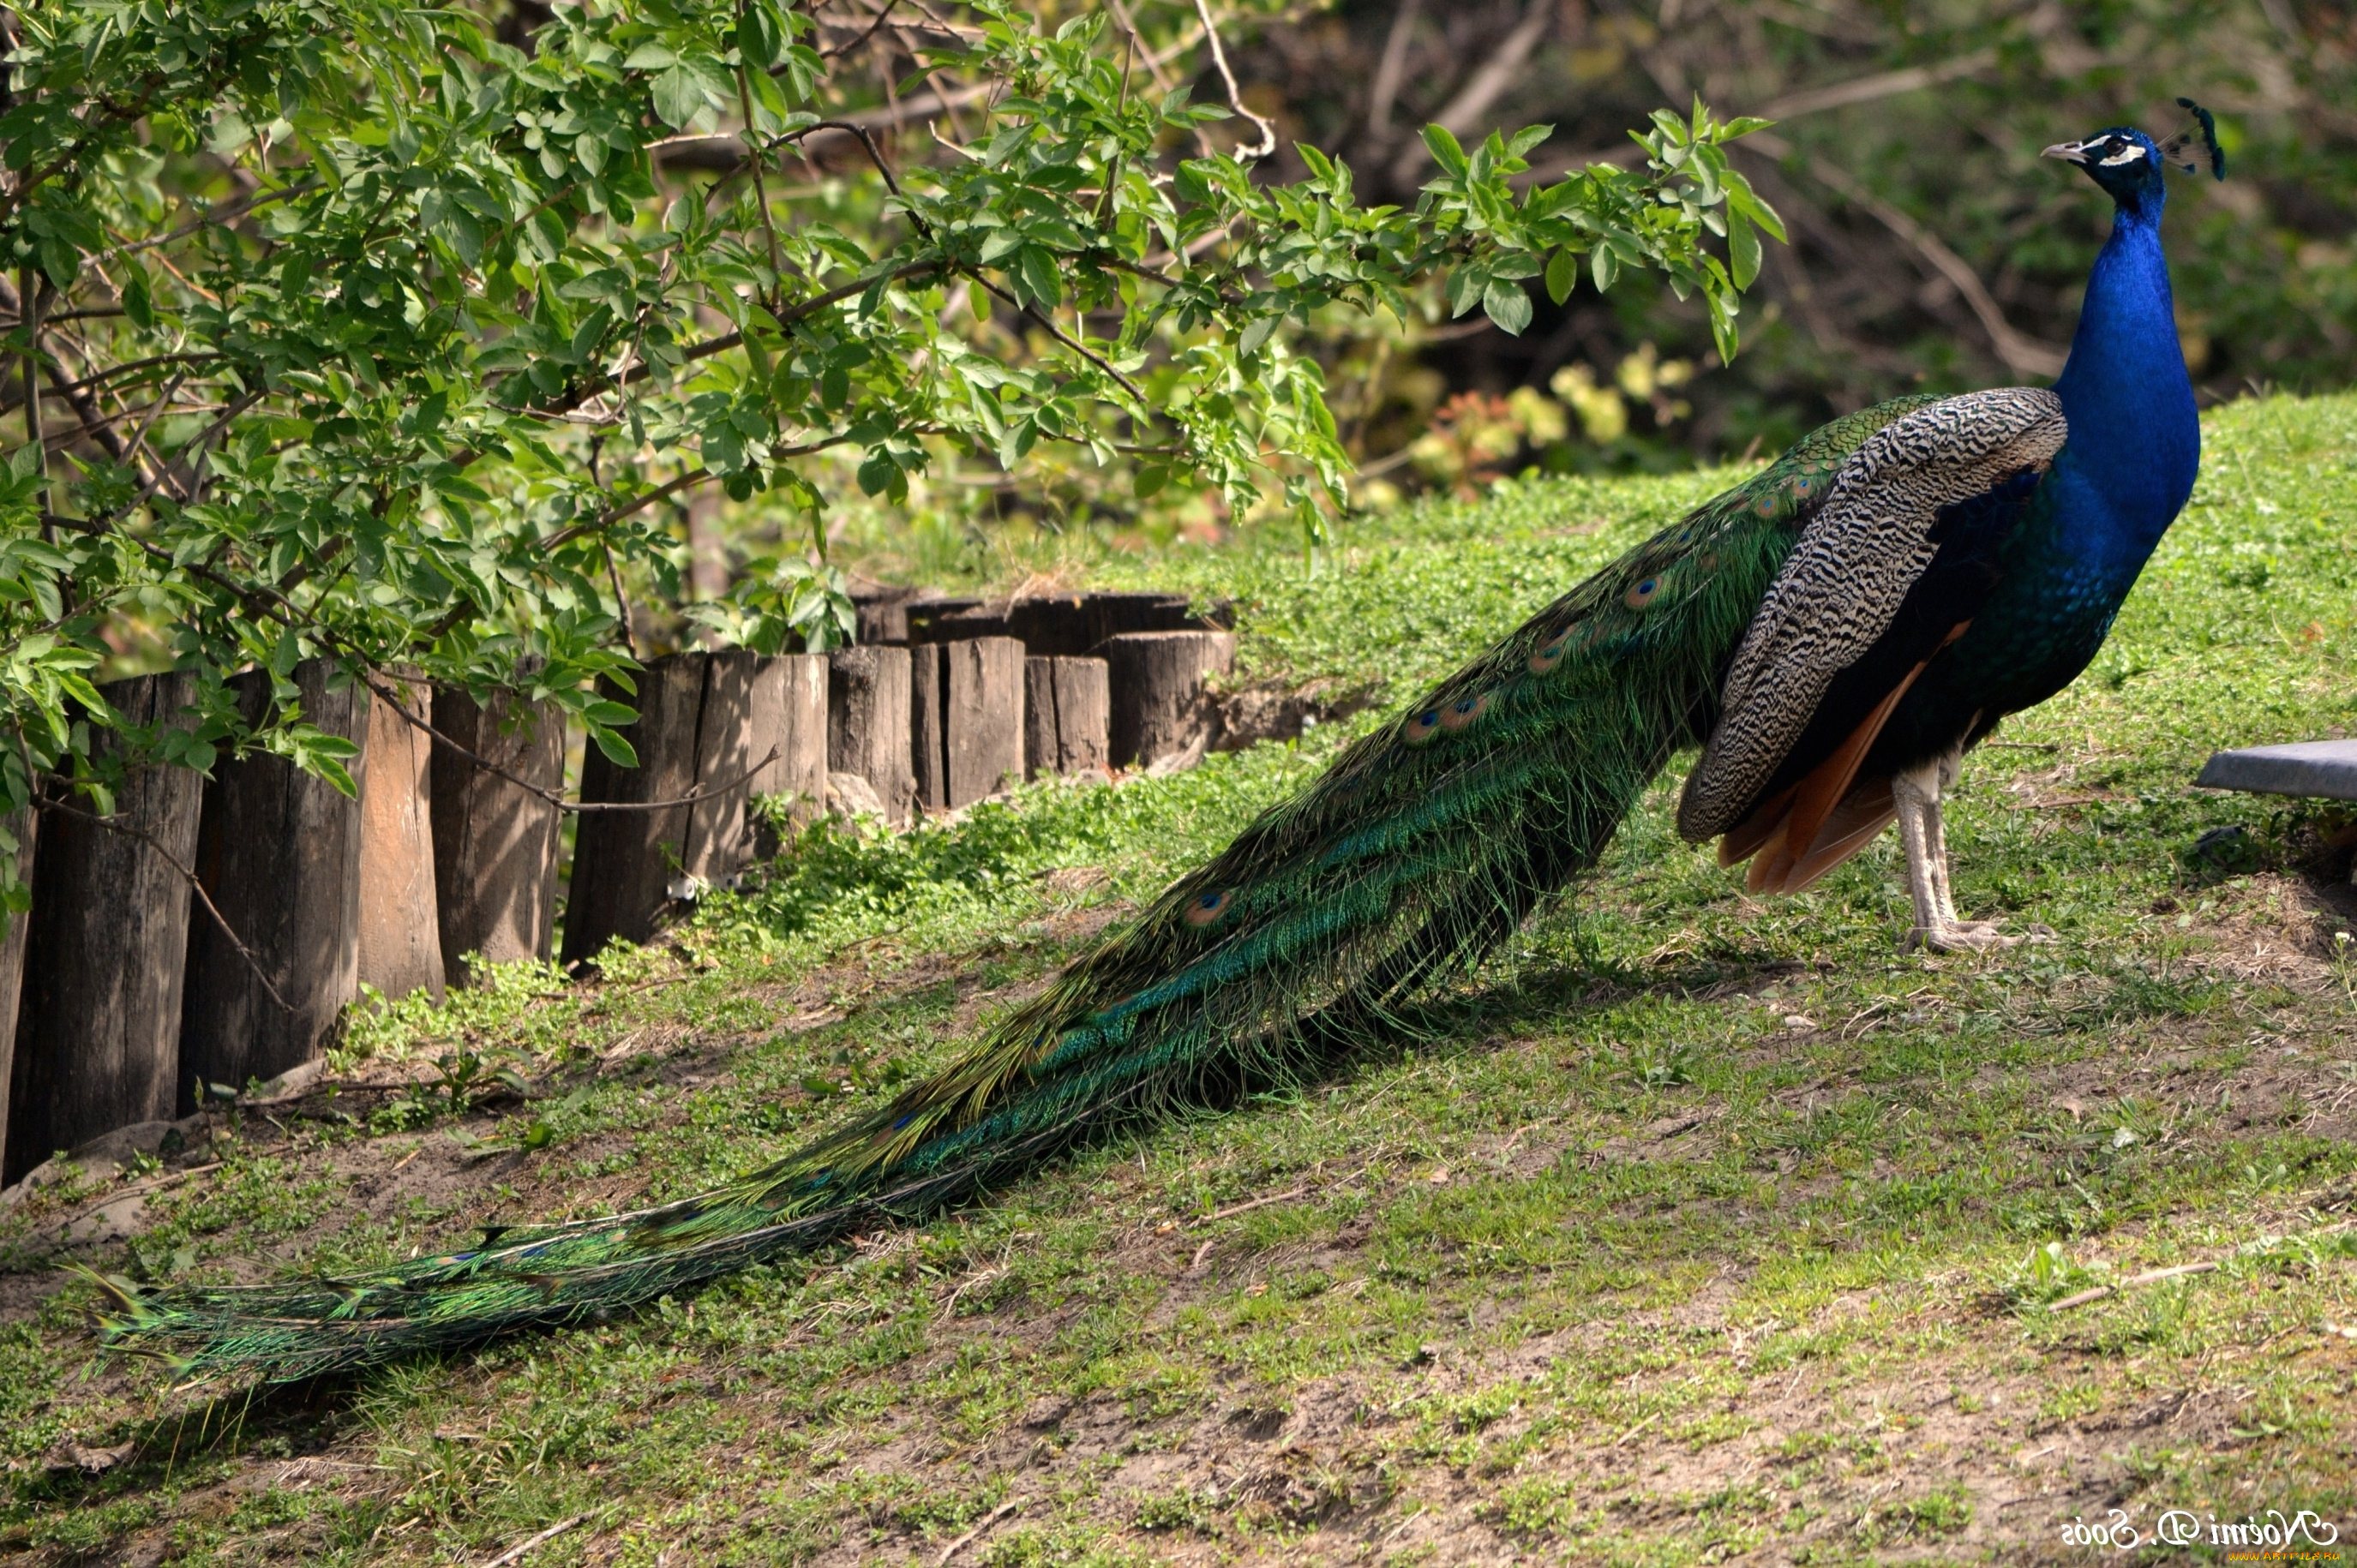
[2195,739,2357,800]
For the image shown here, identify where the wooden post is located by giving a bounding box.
[1024,656,1112,779]
[0,808,39,1183]
[910,643,948,813]
[430,681,563,986]
[562,653,705,965]
[6,673,203,1183]
[753,654,828,829]
[1101,631,1237,771]
[357,678,443,1003]
[680,649,758,893]
[179,659,372,1109]
[826,645,914,825]
[940,637,1026,805]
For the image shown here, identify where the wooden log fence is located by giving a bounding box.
[827,645,915,826]
[913,637,1026,811]
[5,673,205,1184]
[429,679,564,986]
[1025,656,1111,780]
[0,584,1232,1185]
[178,659,371,1112]
[562,653,709,964]
[357,677,444,1004]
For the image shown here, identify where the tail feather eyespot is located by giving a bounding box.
[1623,576,1664,610]
[1527,625,1578,673]
[1183,889,1232,927]
[1404,708,1444,746]
[1439,691,1491,731]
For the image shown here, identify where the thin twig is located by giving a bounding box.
[51,1164,223,1235]
[2047,1261,2218,1313]
[964,271,1148,404]
[1202,1185,1307,1223]
[1745,133,2066,379]
[1388,0,1550,185]
[821,0,904,58]
[935,1500,1019,1566]
[473,1514,585,1568]
[359,671,780,816]
[34,794,295,1015]
[1189,0,1274,159]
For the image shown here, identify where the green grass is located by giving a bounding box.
[4,392,2356,1565]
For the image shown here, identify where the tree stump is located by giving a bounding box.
[0,809,39,1182]
[914,637,1025,810]
[6,673,203,1182]
[1024,656,1112,779]
[680,649,758,893]
[357,678,443,1003]
[748,653,828,841]
[826,645,915,825]
[429,680,563,986]
[179,660,373,1109]
[1102,631,1237,770]
[562,653,706,965]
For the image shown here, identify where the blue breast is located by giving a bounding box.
[1879,187,2198,753]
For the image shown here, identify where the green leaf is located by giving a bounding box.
[1421,124,1469,177]
[1728,216,1761,290]
[1481,278,1532,336]
[590,726,639,769]
[1237,316,1278,357]
[1505,124,1554,159]
[1592,246,1620,293]
[1544,247,1577,307]
[651,65,708,129]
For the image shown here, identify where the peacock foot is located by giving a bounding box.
[1907,919,2019,954]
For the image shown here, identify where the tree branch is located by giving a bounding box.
[358,671,782,817]
[1746,133,2066,380]
[1190,0,1276,161]
[1388,0,1551,186]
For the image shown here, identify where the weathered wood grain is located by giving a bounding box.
[429,680,563,985]
[1024,655,1111,779]
[1101,631,1237,770]
[8,674,204,1181]
[357,677,443,1003]
[562,653,705,965]
[826,645,915,825]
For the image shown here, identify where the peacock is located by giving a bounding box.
[93,107,2224,1382]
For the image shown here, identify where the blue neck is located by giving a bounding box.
[2046,202,2199,585]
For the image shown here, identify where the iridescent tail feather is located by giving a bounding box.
[94,398,1936,1383]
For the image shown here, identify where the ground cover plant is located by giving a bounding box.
[1,388,2353,1565]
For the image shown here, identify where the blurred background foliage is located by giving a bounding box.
[537,0,2352,634]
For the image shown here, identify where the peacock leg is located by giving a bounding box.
[1894,751,2013,952]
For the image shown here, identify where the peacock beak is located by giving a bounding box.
[2042,141,2090,164]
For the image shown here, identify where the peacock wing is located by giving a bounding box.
[1675,387,2066,849]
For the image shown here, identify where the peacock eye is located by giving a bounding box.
[1405,708,1444,746]
[1624,577,1663,609]
[1184,889,1232,927]
[1439,691,1491,731]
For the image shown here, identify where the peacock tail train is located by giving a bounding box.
[92,395,1942,1384]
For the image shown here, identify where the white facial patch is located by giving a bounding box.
[2100,141,2148,165]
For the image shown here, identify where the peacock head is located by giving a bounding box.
[2043,101,2225,219]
